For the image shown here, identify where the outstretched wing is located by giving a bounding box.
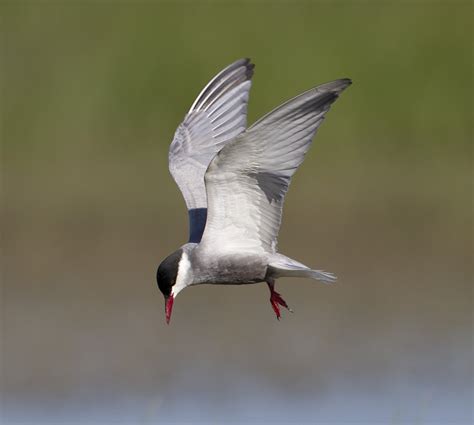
[169,58,255,242]
[200,79,351,253]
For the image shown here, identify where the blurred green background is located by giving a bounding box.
[1,1,472,424]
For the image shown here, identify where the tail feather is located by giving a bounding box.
[267,253,337,284]
[306,269,337,283]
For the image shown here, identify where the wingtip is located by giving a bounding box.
[218,57,255,80]
[242,58,255,80]
[316,78,352,96]
[188,58,255,113]
[333,78,352,92]
[246,63,255,80]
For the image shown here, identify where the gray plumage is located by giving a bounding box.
[199,79,351,255]
[169,58,254,242]
[157,58,351,321]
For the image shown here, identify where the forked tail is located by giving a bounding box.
[266,253,336,284]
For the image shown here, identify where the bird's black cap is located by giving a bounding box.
[156,249,182,297]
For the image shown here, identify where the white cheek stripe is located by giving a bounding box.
[171,251,191,297]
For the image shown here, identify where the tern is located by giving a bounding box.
[156,58,351,323]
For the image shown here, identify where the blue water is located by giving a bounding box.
[3,382,472,424]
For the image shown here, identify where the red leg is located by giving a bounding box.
[267,279,292,320]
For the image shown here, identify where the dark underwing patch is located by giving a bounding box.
[255,171,289,203]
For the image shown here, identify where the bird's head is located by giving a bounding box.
[156,248,192,324]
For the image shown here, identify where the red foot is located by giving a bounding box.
[268,283,293,320]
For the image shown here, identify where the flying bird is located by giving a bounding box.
[156,58,351,323]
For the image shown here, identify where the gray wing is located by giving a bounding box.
[169,58,255,242]
[200,79,351,254]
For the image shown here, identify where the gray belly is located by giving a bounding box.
[191,251,268,285]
